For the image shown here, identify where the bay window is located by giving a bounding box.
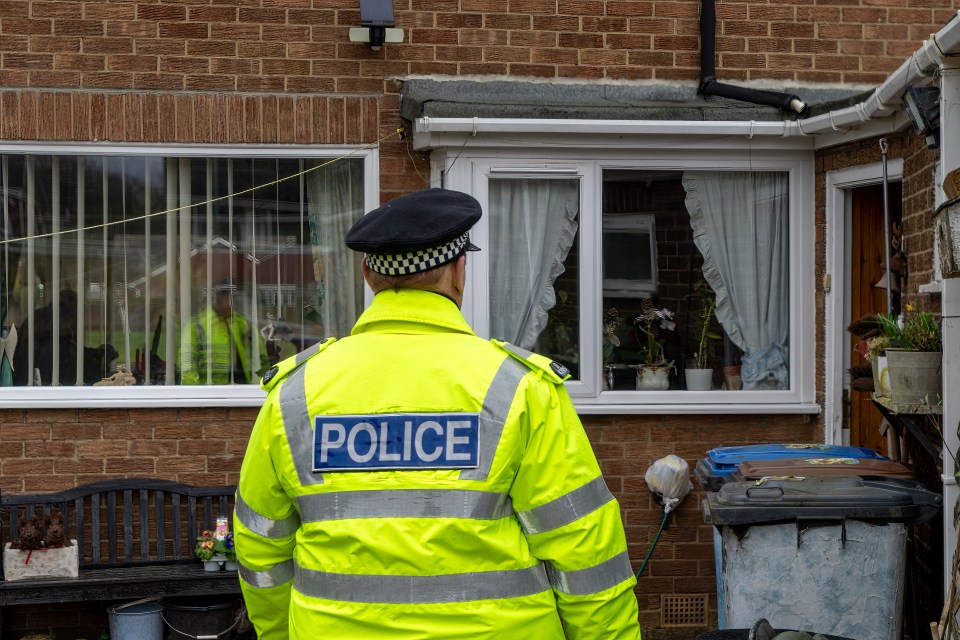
[452,144,814,413]
[0,145,376,406]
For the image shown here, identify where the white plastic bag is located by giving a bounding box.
[644,454,693,513]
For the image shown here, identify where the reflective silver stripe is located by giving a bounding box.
[239,559,295,589]
[296,489,513,522]
[545,551,634,596]
[280,364,323,486]
[499,342,535,360]
[235,492,301,538]
[516,476,614,535]
[460,357,526,481]
[294,561,550,603]
[294,341,323,366]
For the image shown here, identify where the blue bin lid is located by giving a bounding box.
[706,444,886,470]
[703,476,941,527]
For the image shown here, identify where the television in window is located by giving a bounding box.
[602,213,658,297]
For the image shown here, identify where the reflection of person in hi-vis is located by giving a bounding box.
[180,277,265,385]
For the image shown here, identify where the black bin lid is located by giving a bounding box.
[703,476,941,527]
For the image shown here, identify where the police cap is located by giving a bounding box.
[345,188,481,276]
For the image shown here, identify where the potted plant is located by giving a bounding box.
[684,279,720,391]
[602,307,621,390]
[632,299,676,390]
[194,529,237,572]
[876,304,942,408]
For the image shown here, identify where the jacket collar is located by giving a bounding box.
[351,289,476,336]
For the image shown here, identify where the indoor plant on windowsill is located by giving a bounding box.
[876,304,942,410]
[633,299,676,391]
[684,279,720,391]
[195,530,237,572]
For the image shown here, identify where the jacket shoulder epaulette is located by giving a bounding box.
[491,340,570,384]
[261,337,337,392]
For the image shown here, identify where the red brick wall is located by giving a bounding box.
[0,1,956,88]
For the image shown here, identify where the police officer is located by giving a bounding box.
[234,188,642,639]
[180,276,266,385]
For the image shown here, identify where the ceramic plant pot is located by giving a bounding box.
[636,364,670,390]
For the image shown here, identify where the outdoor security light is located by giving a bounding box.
[348,0,404,51]
[901,84,941,148]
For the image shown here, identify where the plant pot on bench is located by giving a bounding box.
[3,540,78,581]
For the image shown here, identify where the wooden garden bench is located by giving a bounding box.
[0,478,240,631]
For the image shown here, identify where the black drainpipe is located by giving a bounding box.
[698,0,807,115]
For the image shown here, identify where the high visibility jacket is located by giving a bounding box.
[235,289,641,639]
[180,308,260,385]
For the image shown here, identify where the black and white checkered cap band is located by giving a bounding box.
[365,232,470,276]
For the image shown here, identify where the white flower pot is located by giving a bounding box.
[202,553,227,572]
[636,365,670,390]
[685,368,713,391]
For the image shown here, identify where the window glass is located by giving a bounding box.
[600,169,790,392]
[487,177,581,378]
[0,154,365,387]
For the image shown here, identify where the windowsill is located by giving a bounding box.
[0,388,821,414]
[574,402,821,415]
[0,386,269,410]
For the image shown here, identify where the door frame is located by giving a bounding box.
[824,158,903,445]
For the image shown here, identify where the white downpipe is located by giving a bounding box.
[940,60,960,605]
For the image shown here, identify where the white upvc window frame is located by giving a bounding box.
[0,142,379,409]
[433,135,817,415]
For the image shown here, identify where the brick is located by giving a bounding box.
[262,95,279,143]
[108,54,158,72]
[159,23,209,40]
[3,458,54,475]
[136,38,185,55]
[5,54,53,70]
[30,70,79,91]
[607,2,653,18]
[532,15,579,30]
[152,456,204,472]
[107,20,157,38]
[261,25,311,42]
[188,6,239,23]
[25,440,76,457]
[54,19,103,36]
[132,72,183,90]
[29,35,81,53]
[105,457,158,474]
[137,5,185,21]
[262,58,311,75]
[160,56,209,74]
[3,18,53,35]
[0,423,50,441]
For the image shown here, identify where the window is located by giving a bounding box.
[456,148,814,412]
[0,146,376,405]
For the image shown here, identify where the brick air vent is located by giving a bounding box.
[661,594,709,628]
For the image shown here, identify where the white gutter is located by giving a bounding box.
[414,11,960,150]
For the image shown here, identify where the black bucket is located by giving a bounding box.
[696,631,856,640]
[162,596,241,640]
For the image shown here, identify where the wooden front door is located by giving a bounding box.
[848,182,901,454]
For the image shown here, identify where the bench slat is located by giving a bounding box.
[156,491,165,561]
[140,489,149,561]
[122,490,133,563]
[91,492,101,565]
[107,491,117,564]
[172,493,182,560]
